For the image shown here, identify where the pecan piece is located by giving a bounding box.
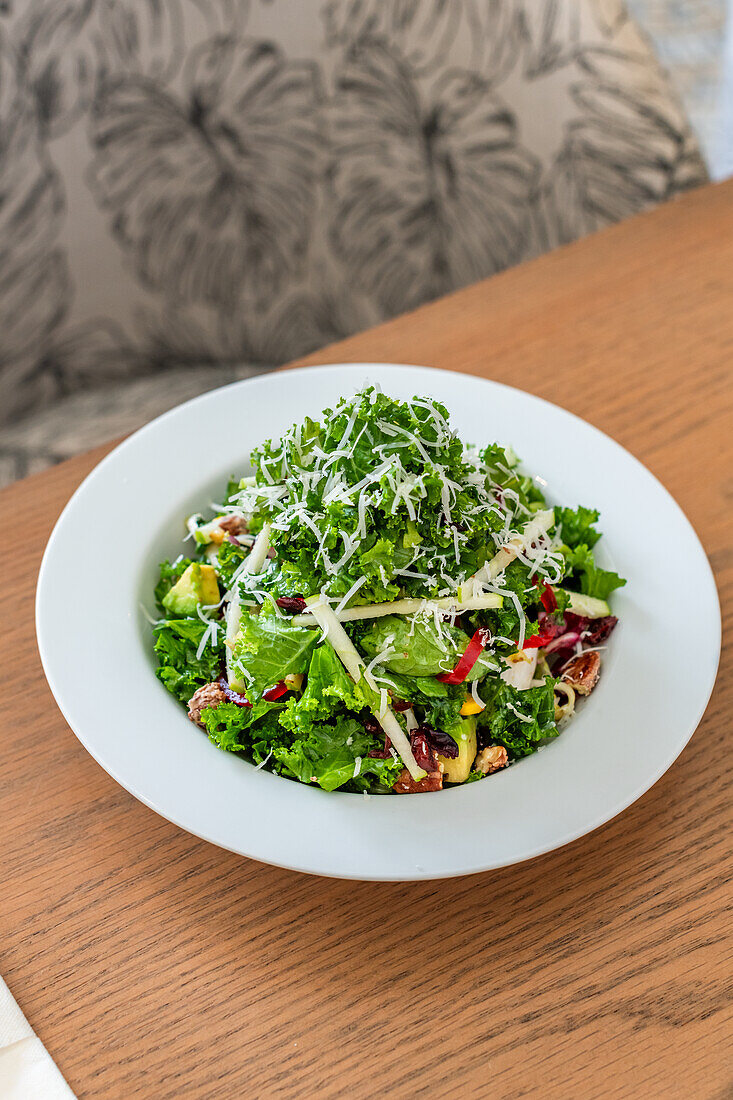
[393,767,443,793]
[218,515,249,536]
[187,681,228,727]
[474,745,509,775]
[561,650,601,695]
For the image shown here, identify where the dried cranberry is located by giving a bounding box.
[584,615,618,644]
[390,695,411,712]
[367,735,392,759]
[418,725,460,759]
[410,732,438,772]
[361,713,382,738]
[276,596,307,613]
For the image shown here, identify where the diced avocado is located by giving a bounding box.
[438,716,477,784]
[162,563,220,615]
[563,590,611,618]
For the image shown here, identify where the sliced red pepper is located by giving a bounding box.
[262,680,289,701]
[521,627,558,650]
[532,575,557,613]
[436,628,490,685]
[540,583,557,613]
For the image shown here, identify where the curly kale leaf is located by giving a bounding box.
[200,700,284,755]
[273,719,402,792]
[248,389,507,602]
[558,505,601,550]
[279,645,366,735]
[477,677,558,758]
[555,506,625,600]
[564,545,626,601]
[215,539,250,592]
[225,476,241,502]
[153,617,222,704]
[480,444,548,512]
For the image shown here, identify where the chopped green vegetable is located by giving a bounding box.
[153,617,222,704]
[200,699,282,753]
[279,645,366,733]
[233,610,317,700]
[558,505,602,550]
[477,677,558,758]
[563,544,626,601]
[150,387,624,795]
[360,615,496,679]
[215,540,250,591]
[274,720,402,792]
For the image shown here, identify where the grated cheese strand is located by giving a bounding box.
[304,597,425,781]
[468,510,555,590]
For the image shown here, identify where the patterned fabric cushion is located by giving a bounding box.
[0,0,706,485]
[0,362,265,487]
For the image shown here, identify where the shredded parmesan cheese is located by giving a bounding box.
[304,597,424,781]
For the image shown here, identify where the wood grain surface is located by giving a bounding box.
[2,181,732,1100]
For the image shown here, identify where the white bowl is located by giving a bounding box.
[36,364,721,880]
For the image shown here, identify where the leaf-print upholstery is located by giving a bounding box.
[537,41,708,247]
[323,0,463,69]
[11,0,97,136]
[518,0,629,78]
[0,30,69,422]
[90,38,323,310]
[330,40,540,315]
[0,0,708,485]
[97,0,186,83]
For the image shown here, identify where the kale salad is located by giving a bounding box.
[151,388,625,794]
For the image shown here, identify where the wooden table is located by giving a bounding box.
[2,181,731,1099]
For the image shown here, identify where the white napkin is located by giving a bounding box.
[0,976,75,1099]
